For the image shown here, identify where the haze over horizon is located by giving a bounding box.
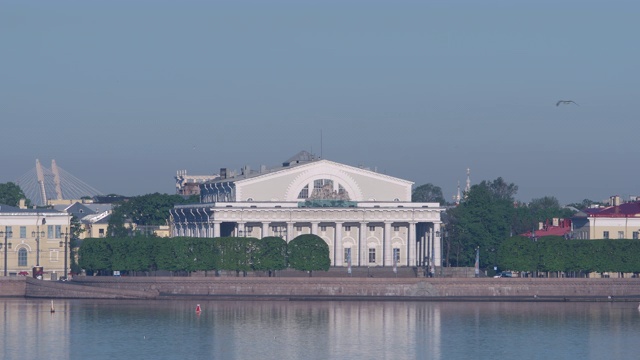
[2,1,638,205]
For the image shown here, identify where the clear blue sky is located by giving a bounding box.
[1,0,638,205]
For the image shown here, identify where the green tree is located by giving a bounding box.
[288,234,330,276]
[0,182,30,207]
[412,183,446,204]
[107,193,198,237]
[253,236,287,276]
[78,238,112,273]
[69,215,85,275]
[447,178,517,268]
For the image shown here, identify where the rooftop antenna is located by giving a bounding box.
[320,129,323,159]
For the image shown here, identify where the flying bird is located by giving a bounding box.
[556,100,579,106]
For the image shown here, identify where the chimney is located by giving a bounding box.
[19,199,26,209]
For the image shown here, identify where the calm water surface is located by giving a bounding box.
[1,299,639,360]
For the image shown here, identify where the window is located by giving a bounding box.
[344,226,351,232]
[618,231,624,239]
[344,248,352,264]
[55,225,62,239]
[296,226,302,232]
[393,248,400,263]
[393,226,400,232]
[18,248,27,266]
[246,226,253,233]
[272,226,278,232]
[5,226,12,238]
[50,249,59,262]
[99,229,105,238]
[603,231,609,239]
[20,226,26,239]
[297,185,309,199]
[633,232,639,240]
[47,225,54,239]
[369,226,375,232]
[320,226,326,232]
[368,248,376,263]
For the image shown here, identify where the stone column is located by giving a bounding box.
[384,222,392,266]
[311,222,319,235]
[335,222,343,266]
[287,221,295,242]
[408,221,416,267]
[359,222,367,267]
[262,222,269,238]
[213,221,221,238]
[434,222,442,267]
[237,222,245,237]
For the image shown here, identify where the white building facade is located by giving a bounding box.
[170,153,444,268]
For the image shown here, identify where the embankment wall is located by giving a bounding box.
[4,277,640,301]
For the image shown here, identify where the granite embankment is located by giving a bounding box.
[3,277,640,301]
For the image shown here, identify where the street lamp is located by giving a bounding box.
[59,228,70,280]
[32,229,45,267]
[32,217,46,267]
[530,228,538,278]
[0,229,13,277]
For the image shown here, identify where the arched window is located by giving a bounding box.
[18,248,28,266]
[297,185,309,199]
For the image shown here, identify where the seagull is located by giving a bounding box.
[556,100,579,106]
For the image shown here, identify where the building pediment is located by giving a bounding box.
[233,160,413,202]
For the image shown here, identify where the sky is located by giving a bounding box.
[1,0,638,205]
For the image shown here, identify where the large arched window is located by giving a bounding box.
[18,248,28,266]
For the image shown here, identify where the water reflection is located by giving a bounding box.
[1,299,639,360]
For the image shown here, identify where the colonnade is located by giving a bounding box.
[172,216,442,268]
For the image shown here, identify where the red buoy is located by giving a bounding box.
[195,304,201,313]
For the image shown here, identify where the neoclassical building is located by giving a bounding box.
[170,152,444,268]
[0,203,71,278]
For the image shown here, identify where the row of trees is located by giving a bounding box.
[498,236,640,274]
[78,234,330,276]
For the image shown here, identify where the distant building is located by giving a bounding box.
[572,199,640,240]
[53,202,113,239]
[171,151,444,269]
[520,218,572,239]
[0,203,71,278]
[175,170,219,196]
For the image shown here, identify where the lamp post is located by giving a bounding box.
[0,229,13,277]
[32,217,46,267]
[32,229,45,267]
[59,228,70,280]
[436,230,441,277]
[530,228,538,278]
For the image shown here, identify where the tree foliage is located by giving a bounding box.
[497,236,640,274]
[412,183,445,204]
[253,236,288,275]
[287,234,331,276]
[107,193,198,237]
[0,182,30,207]
[447,179,516,267]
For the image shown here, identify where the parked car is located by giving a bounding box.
[494,271,513,278]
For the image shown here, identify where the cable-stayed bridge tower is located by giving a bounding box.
[16,159,103,206]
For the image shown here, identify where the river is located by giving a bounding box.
[1,299,639,360]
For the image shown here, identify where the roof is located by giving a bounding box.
[283,150,318,166]
[583,202,640,218]
[520,219,572,238]
[0,204,63,214]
